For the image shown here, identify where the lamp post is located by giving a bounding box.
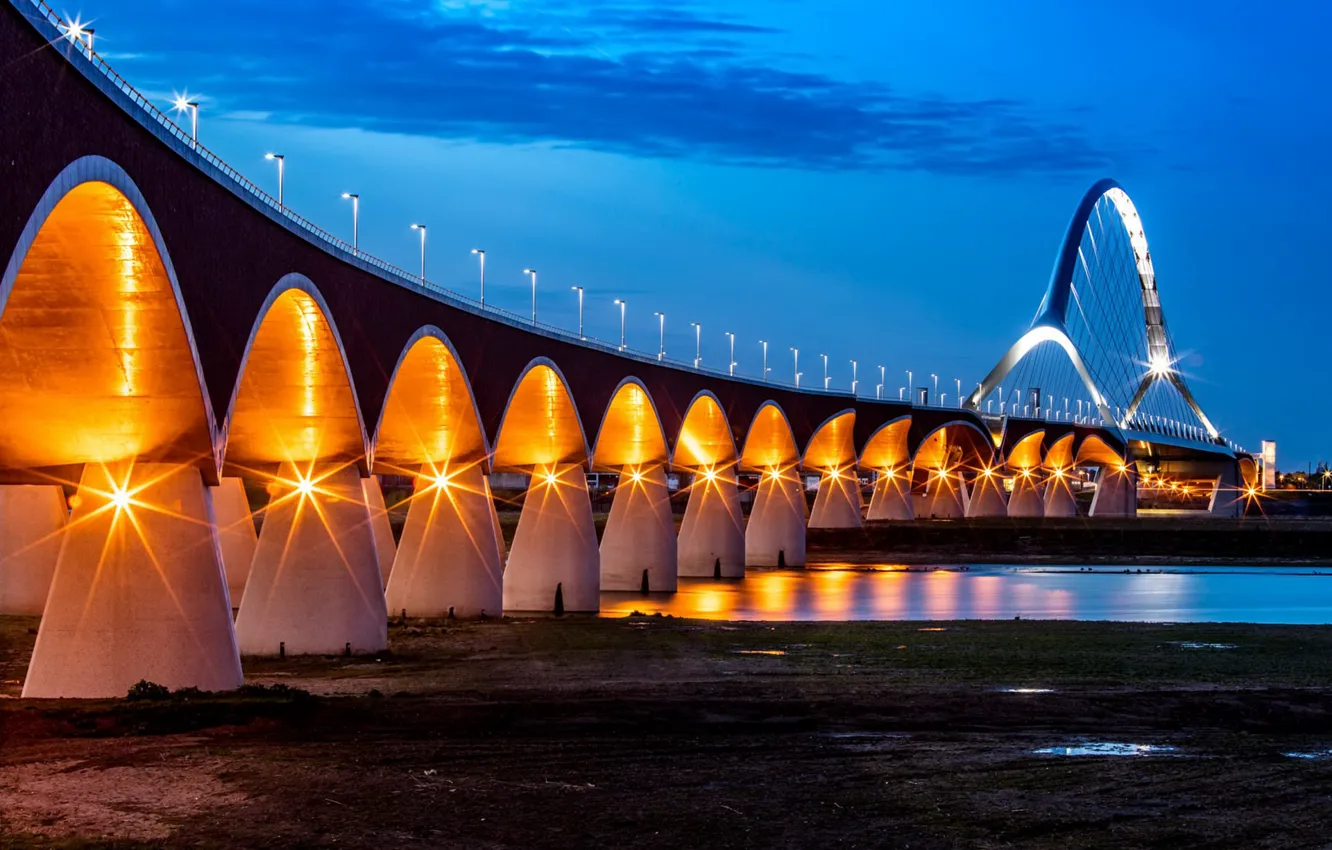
[523,269,538,325]
[173,96,199,142]
[471,249,486,307]
[760,340,769,382]
[790,347,799,387]
[340,193,359,254]
[820,353,829,390]
[410,224,427,284]
[725,332,735,376]
[614,299,626,350]
[690,322,701,369]
[265,153,285,208]
[877,365,885,399]
[571,286,584,339]
[955,378,962,408]
[906,371,913,403]
[654,312,665,360]
[931,373,938,404]
[850,360,858,395]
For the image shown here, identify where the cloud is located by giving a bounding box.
[100,0,1122,176]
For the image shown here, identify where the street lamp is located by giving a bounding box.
[931,373,939,404]
[906,371,913,403]
[725,332,735,376]
[523,269,538,325]
[654,312,665,360]
[690,322,701,369]
[265,153,285,208]
[340,193,359,254]
[471,249,486,307]
[172,95,199,142]
[790,347,799,387]
[820,353,829,390]
[614,299,626,350]
[410,224,427,284]
[571,286,584,339]
[850,360,858,395]
[878,365,885,400]
[760,340,769,382]
[955,378,962,408]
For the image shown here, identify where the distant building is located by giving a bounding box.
[1262,441,1278,489]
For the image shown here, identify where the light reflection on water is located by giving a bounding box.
[600,565,1332,624]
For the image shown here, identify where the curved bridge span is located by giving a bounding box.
[0,1,1251,697]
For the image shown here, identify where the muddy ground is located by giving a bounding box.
[5,615,1332,848]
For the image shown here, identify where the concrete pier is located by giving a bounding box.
[23,463,242,698]
[385,465,503,618]
[866,471,913,521]
[600,465,677,592]
[746,468,806,567]
[0,485,67,615]
[966,473,1009,517]
[362,475,397,586]
[678,470,746,577]
[1043,473,1079,517]
[1007,473,1045,518]
[212,476,257,608]
[808,470,863,529]
[235,462,387,656]
[1090,466,1137,517]
[503,464,600,612]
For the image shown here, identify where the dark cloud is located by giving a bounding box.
[107,0,1121,176]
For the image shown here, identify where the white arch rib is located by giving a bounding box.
[967,325,1113,425]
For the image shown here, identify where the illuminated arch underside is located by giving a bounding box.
[225,287,365,469]
[0,181,212,468]
[492,362,588,472]
[803,411,856,471]
[672,393,736,470]
[592,380,668,471]
[859,418,911,471]
[374,330,487,474]
[738,403,799,472]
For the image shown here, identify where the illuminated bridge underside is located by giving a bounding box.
[0,0,1249,698]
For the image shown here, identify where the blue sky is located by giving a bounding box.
[76,0,1331,468]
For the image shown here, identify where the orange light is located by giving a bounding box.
[266,481,282,497]
[883,467,895,480]
[545,472,559,487]
[702,467,718,483]
[630,469,643,484]
[296,477,315,497]
[981,467,993,478]
[67,493,83,510]
[767,468,781,481]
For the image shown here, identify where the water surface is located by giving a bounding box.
[600,565,1332,624]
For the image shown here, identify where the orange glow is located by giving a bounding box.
[592,381,667,471]
[860,419,910,472]
[674,394,736,470]
[1006,431,1045,471]
[739,403,799,473]
[0,181,213,468]
[803,411,855,472]
[1043,433,1074,471]
[227,288,364,468]
[1075,434,1126,467]
[67,494,83,510]
[493,364,587,472]
[375,333,487,472]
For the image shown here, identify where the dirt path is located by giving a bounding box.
[5,616,1332,848]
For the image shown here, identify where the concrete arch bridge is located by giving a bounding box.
[0,1,1253,696]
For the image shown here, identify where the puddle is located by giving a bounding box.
[1283,750,1332,760]
[731,650,787,656]
[1170,642,1237,650]
[917,627,947,632]
[1033,742,1178,757]
[1000,688,1055,694]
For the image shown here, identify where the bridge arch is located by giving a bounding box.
[0,155,216,471]
[671,390,738,472]
[591,377,669,471]
[372,324,488,476]
[803,409,857,472]
[222,274,368,472]
[859,415,912,472]
[739,401,800,473]
[492,357,591,471]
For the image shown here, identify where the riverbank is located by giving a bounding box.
[5,615,1332,847]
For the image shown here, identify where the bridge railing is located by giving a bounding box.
[21,0,878,400]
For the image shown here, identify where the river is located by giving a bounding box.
[600,565,1332,624]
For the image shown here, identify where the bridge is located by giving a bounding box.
[0,1,1256,697]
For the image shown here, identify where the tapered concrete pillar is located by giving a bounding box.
[385,466,502,618]
[0,485,67,616]
[362,475,397,586]
[1209,462,1241,517]
[503,464,599,612]
[809,470,862,529]
[746,470,806,567]
[1044,474,1078,517]
[23,463,242,698]
[966,473,1008,517]
[485,475,507,563]
[212,477,257,608]
[1007,473,1045,518]
[235,463,387,656]
[1090,467,1137,517]
[678,471,745,577]
[866,472,912,521]
[916,474,967,519]
[600,465,677,592]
